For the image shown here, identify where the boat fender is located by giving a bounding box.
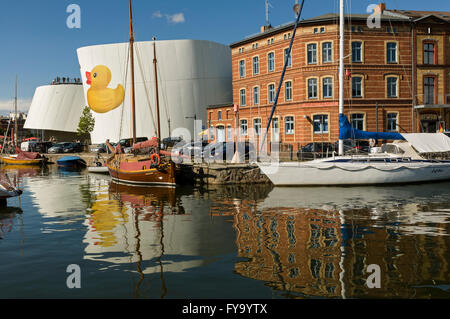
[151,154,161,167]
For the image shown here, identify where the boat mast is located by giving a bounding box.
[153,38,162,146]
[338,0,345,156]
[128,0,137,146]
[14,76,18,147]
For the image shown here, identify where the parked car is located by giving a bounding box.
[48,142,73,154]
[119,137,148,148]
[203,141,256,163]
[174,141,209,159]
[63,142,83,153]
[90,143,110,154]
[297,142,335,160]
[29,141,53,153]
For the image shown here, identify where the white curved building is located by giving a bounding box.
[24,84,85,139]
[77,39,232,144]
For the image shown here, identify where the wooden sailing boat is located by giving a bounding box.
[106,0,176,186]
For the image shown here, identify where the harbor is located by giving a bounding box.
[0,0,450,305]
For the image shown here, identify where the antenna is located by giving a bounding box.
[265,0,273,26]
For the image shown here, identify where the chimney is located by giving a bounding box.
[260,25,272,33]
[374,3,386,14]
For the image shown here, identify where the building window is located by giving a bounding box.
[239,60,245,78]
[268,52,275,72]
[322,42,332,63]
[386,113,398,132]
[268,84,275,104]
[350,113,365,130]
[253,87,259,105]
[323,77,333,98]
[285,81,293,101]
[313,115,328,133]
[218,111,222,121]
[284,48,292,67]
[253,118,261,136]
[424,76,435,104]
[253,56,259,75]
[352,77,363,98]
[314,28,319,34]
[285,116,294,135]
[308,78,318,99]
[240,89,246,106]
[240,119,248,136]
[226,126,232,141]
[307,44,317,64]
[387,77,398,98]
[320,27,325,33]
[424,43,435,65]
[351,42,362,63]
[387,42,397,63]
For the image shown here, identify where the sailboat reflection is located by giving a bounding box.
[84,181,195,298]
[0,206,23,240]
[217,183,450,298]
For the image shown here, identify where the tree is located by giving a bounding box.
[77,106,95,141]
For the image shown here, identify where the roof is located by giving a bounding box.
[231,9,450,48]
[230,13,410,48]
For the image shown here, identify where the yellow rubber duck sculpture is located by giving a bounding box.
[86,65,125,114]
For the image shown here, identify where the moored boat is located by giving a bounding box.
[57,156,87,168]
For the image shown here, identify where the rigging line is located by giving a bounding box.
[119,43,131,142]
[135,44,158,135]
[260,0,305,153]
[156,59,172,134]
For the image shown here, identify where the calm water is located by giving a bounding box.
[0,165,450,299]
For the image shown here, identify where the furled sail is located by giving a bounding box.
[339,114,405,141]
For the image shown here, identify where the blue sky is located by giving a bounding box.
[0,0,448,114]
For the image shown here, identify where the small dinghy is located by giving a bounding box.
[57,156,87,168]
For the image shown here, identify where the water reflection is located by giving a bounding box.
[215,183,450,299]
[0,206,23,240]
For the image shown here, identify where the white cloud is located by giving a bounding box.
[152,11,163,19]
[153,10,186,24]
[165,13,185,24]
[0,98,33,113]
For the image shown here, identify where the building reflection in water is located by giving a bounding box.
[217,184,450,299]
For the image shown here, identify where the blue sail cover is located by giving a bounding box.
[339,114,405,140]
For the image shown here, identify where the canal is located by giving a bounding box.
[0,165,449,299]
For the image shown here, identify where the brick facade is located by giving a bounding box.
[207,8,450,151]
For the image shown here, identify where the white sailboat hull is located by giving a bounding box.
[257,159,450,186]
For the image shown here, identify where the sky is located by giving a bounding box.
[0,0,448,115]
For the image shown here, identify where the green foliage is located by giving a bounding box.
[77,106,95,137]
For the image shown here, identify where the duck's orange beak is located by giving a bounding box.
[86,71,92,85]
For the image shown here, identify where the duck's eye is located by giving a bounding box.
[93,73,97,78]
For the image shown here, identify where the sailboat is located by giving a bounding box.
[105,0,176,187]
[256,0,450,186]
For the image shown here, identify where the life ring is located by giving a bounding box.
[151,153,161,166]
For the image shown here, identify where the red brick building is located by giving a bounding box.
[206,5,450,152]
